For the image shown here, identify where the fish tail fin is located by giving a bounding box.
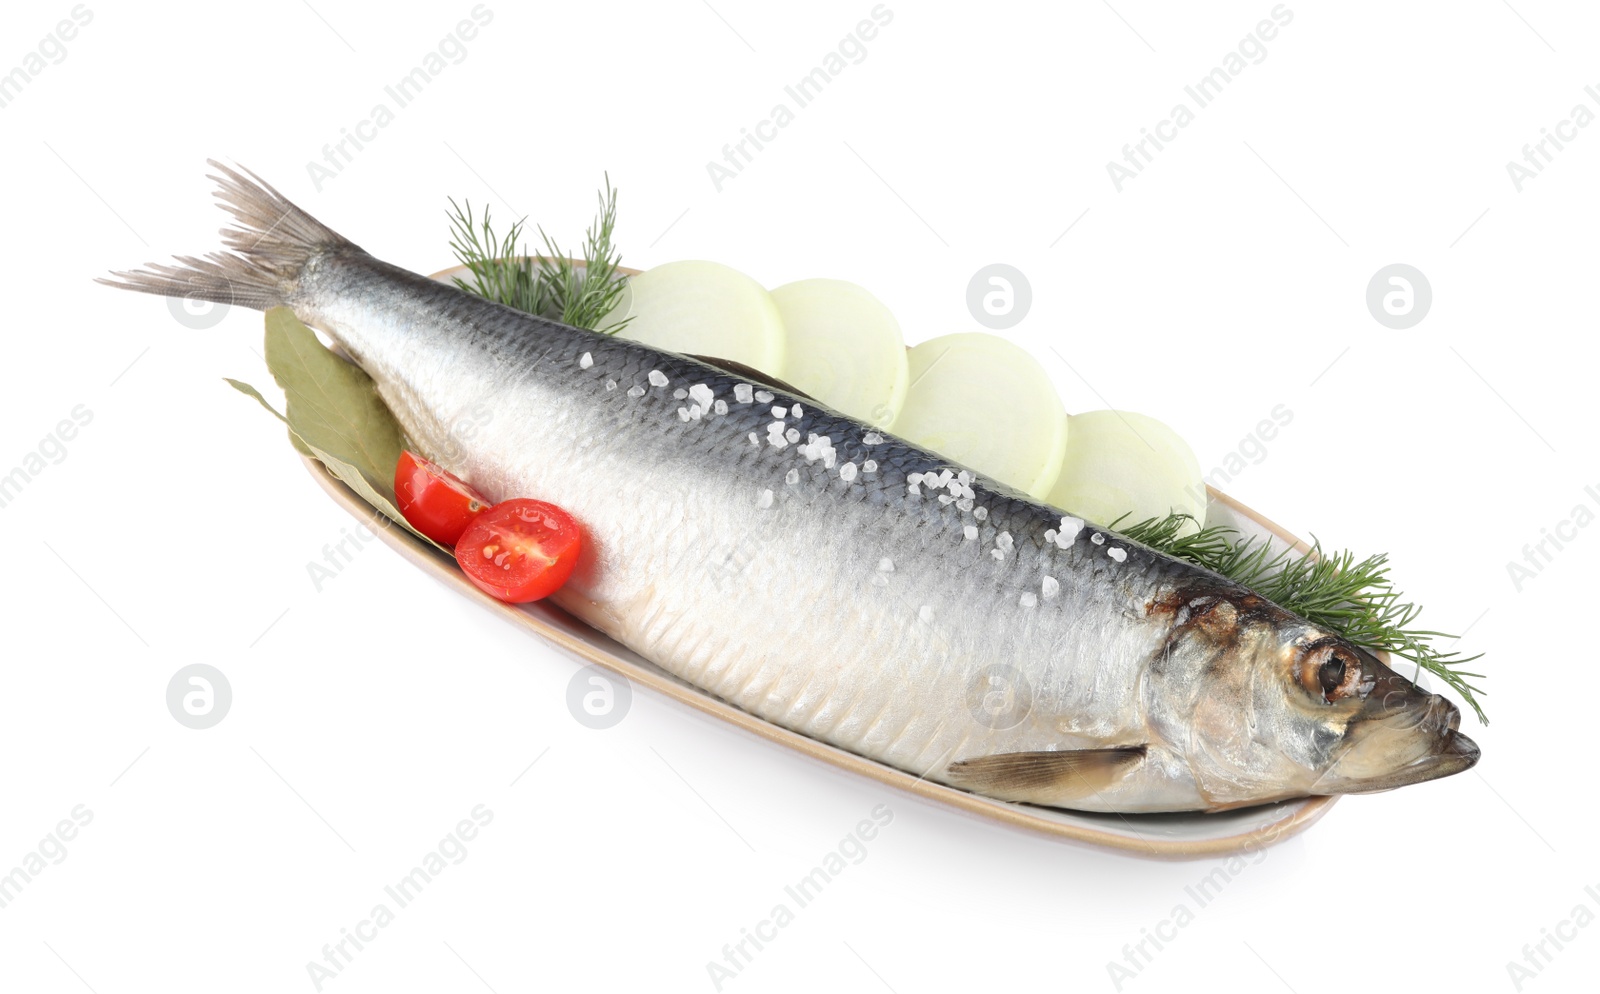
[97,159,356,311]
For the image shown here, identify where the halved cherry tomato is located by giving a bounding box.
[394,450,489,546]
[455,499,582,603]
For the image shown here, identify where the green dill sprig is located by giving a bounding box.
[446,177,631,333]
[447,198,544,315]
[534,177,630,331]
[1116,513,1487,723]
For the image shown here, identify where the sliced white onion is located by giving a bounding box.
[889,333,1067,499]
[602,261,785,375]
[1045,410,1206,533]
[771,279,908,426]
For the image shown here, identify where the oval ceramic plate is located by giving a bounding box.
[298,262,1341,859]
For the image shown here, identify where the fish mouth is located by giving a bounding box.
[1439,729,1480,773]
[1331,728,1480,794]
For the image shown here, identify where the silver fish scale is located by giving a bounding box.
[299,254,1221,805]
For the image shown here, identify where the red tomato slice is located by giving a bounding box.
[455,499,582,603]
[394,450,489,546]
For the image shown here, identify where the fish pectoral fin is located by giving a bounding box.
[945,746,1147,803]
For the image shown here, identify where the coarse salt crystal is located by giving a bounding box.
[579,352,593,369]
[974,507,988,522]
[990,548,1005,561]
[606,380,617,391]
[1042,576,1060,599]
[755,390,774,403]
[785,469,799,485]
[772,406,787,418]
[786,428,800,443]
[1091,532,1105,545]
[938,494,954,505]
[791,403,802,418]
[627,385,645,398]
[690,384,714,409]
[748,432,760,445]
[918,605,933,622]
[863,460,877,473]
[996,531,1014,552]
[964,525,978,540]
[648,370,668,387]
[677,407,690,422]
[735,383,754,403]
[757,489,774,509]
[840,462,858,481]
[713,400,728,415]
[878,558,894,572]
[957,498,973,511]
[863,432,882,445]
[674,388,688,399]
[1020,592,1038,608]
[1108,547,1127,562]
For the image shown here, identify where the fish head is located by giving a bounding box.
[1147,589,1479,809]
[1301,644,1480,796]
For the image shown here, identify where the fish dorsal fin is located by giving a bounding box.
[945,746,1146,802]
[686,354,813,402]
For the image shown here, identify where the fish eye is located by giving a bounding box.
[1297,641,1362,704]
[1318,657,1346,696]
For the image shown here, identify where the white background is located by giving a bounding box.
[1,1,1595,991]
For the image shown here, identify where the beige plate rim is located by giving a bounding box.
[297,263,1339,859]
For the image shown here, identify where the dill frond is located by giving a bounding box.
[534,175,631,332]
[446,177,631,333]
[447,198,545,316]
